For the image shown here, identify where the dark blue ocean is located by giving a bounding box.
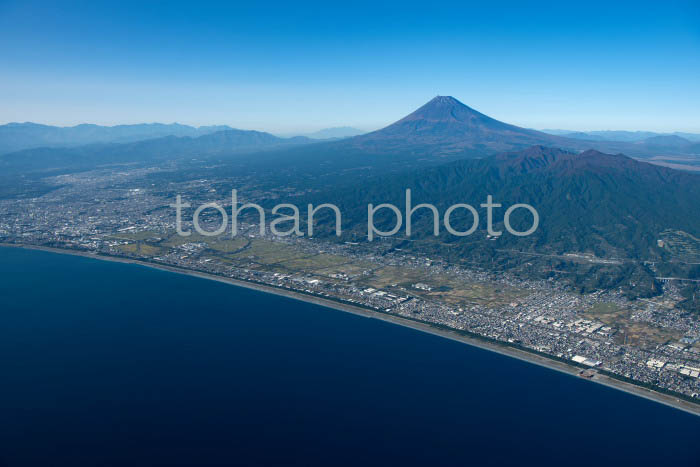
[0,246,698,466]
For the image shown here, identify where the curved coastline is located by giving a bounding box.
[2,242,699,417]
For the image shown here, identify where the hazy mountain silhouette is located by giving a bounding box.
[0,122,237,154]
[3,96,699,179]
[304,127,365,139]
[543,129,700,145]
[542,130,660,142]
[0,129,314,174]
[636,134,693,150]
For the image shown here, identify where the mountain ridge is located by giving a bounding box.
[0,128,315,174]
[4,96,700,180]
[0,122,236,154]
[306,145,700,300]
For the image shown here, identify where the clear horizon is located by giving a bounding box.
[1,1,699,133]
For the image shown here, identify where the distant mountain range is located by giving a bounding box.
[0,122,240,154]
[543,129,700,143]
[303,127,365,139]
[0,129,314,175]
[3,96,700,177]
[215,97,593,180]
[0,122,366,155]
[255,97,699,165]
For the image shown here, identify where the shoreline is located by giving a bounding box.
[3,242,700,417]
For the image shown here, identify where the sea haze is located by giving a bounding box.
[0,246,698,467]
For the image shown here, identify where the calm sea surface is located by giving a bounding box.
[0,246,698,466]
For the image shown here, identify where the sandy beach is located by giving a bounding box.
[3,242,699,417]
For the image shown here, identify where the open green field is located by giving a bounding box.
[585,302,624,320]
[584,301,682,346]
[359,265,527,307]
[227,239,306,265]
[114,231,530,309]
[115,242,166,257]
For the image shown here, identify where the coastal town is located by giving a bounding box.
[5,2,700,464]
[1,165,699,407]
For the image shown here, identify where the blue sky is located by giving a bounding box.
[1,0,699,133]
